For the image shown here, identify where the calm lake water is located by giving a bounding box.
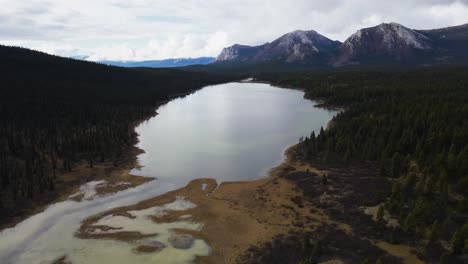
[0,82,337,264]
[132,82,336,183]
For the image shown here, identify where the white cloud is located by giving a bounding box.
[425,1,468,27]
[0,0,467,61]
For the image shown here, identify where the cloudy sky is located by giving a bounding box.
[1,0,467,61]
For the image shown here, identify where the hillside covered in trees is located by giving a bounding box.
[0,45,236,225]
[256,68,468,262]
[2,44,466,262]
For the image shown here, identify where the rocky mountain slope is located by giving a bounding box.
[216,30,340,65]
[331,22,432,66]
[214,22,468,67]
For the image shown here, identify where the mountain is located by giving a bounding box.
[255,30,341,64]
[216,44,265,63]
[417,23,468,64]
[214,22,468,68]
[331,23,433,67]
[98,57,215,68]
[215,30,341,64]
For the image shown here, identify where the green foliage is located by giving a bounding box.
[298,239,321,264]
[403,211,416,233]
[258,68,468,251]
[311,240,320,259]
[451,223,468,254]
[379,162,387,177]
[301,237,310,255]
[391,153,404,178]
[463,238,468,254]
[451,229,464,254]
[0,45,235,219]
[390,227,397,244]
[439,254,450,264]
[321,173,328,185]
[428,220,440,243]
[376,205,385,227]
[298,258,315,264]
[360,258,369,264]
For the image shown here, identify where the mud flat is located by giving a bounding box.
[1,82,340,264]
[78,146,425,264]
[0,145,152,231]
[76,147,343,263]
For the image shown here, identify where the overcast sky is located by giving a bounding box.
[1,0,467,61]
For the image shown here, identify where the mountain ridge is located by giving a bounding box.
[98,57,215,68]
[214,22,468,67]
[216,30,340,65]
[331,22,433,67]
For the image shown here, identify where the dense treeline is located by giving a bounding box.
[0,45,237,220]
[257,68,468,260]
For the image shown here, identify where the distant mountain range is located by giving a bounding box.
[215,22,468,67]
[217,30,341,66]
[98,57,215,68]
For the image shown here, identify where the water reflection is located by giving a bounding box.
[0,82,337,264]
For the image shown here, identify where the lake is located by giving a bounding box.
[0,82,337,263]
[132,82,336,182]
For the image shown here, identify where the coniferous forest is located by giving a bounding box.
[0,45,235,225]
[3,1,468,263]
[256,68,468,261]
[1,44,467,262]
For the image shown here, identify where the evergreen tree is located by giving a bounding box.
[376,205,385,227]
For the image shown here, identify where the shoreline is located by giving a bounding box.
[0,144,153,231]
[0,80,323,232]
[2,81,424,263]
[0,87,201,231]
[76,144,425,264]
[75,145,349,263]
[0,103,162,232]
[245,79,346,112]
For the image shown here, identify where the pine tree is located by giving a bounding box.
[428,220,439,243]
[379,161,387,177]
[451,229,464,253]
[451,223,468,254]
[404,212,416,233]
[463,238,468,254]
[343,147,351,165]
[390,227,397,244]
[391,152,403,178]
[321,173,328,185]
[376,205,385,227]
[311,240,320,260]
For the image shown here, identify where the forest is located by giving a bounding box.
[0,45,236,224]
[1,44,467,262]
[256,68,468,262]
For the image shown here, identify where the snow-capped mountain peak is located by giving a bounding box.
[215,22,468,67]
[274,30,336,52]
[332,22,433,66]
[215,29,340,64]
[345,22,431,51]
[280,30,315,45]
[375,22,431,49]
